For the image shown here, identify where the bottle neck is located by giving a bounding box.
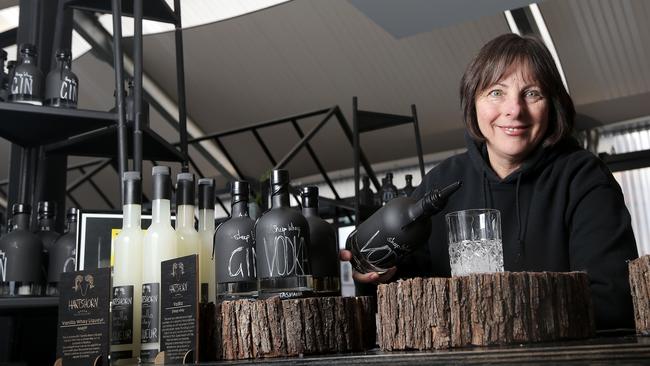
[21,56,35,65]
[198,209,215,231]
[122,204,142,229]
[12,214,29,231]
[231,200,249,217]
[38,217,55,231]
[302,207,318,217]
[271,183,289,208]
[65,220,77,234]
[176,204,195,229]
[152,199,172,224]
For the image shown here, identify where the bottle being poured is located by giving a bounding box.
[346,181,461,274]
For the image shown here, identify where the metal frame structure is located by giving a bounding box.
[352,96,426,226]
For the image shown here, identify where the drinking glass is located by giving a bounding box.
[445,209,503,276]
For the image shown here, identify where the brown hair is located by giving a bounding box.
[460,33,575,147]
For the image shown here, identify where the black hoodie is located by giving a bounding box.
[404,134,638,330]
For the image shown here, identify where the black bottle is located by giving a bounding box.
[400,174,416,197]
[0,204,44,296]
[9,43,43,105]
[47,207,78,296]
[359,175,375,207]
[215,181,257,300]
[0,49,7,102]
[381,173,398,205]
[347,181,461,274]
[302,186,340,296]
[34,201,60,285]
[255,169,312,299]
[44,49,78,108]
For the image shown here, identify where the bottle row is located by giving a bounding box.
[0,201,77,296]
[1,44,78,107]
[359,172,417,208]
[111,167,340,362]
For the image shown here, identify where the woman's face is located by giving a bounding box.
[475,62,549,166]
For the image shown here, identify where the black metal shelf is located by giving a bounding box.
[66,0,177,24]
[0,102,116,146]
[600,150,650,172]
[44,124,185,162]
[0,296,58,312]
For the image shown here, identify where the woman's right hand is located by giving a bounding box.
[339,249,397,284]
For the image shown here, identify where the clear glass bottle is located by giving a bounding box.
[215,181,257,300]
[0,204,44,296]
[47,207,78,296]
[111,172,144,363]
[255,170,312,299]
[34,201,60,290]
[347,181,461,274]
[9,43,43,105]
[302,186,340,296]
[44,49,78,108]
[197,178,216,303]
[175,173,200,257]
[141,166,177,362]
[381,172,398,205]
[400,174,416,197]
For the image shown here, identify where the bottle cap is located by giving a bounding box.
[270,169,289,185]
[123,171,142,205]
[37,201,57,216]
[231,180,249,197]
[55,49,71,60]
[19,43,37,57]
[66,207,78,222]
[12,203,31,215]
[198,178,215,210]
[152,165,172,200]
[176,172,195,206]
[301,186,319,208]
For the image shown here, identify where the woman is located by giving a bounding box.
[342,33,638,330]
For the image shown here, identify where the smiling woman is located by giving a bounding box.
[342,33,640,332]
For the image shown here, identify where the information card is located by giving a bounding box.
[57,267,111,366]
[161,254,199,363]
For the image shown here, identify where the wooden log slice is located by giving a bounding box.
[629,255,650,335]
[377,272,595,351]
[216,296,375,360]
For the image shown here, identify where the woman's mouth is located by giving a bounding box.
[499,126,528,136]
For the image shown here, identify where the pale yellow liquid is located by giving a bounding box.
[198,209,215,303]
[141,199,177,361]
[176,204,200,257]
[111,204,144,363]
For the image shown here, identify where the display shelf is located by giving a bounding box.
[0,102,116,146]
[65,0,177,24]
[44,124,185,162]
[0,296,58,312]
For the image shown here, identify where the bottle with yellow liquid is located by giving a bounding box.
[198,178,216,303]
[111,172,144,363]
[175,173,200,257]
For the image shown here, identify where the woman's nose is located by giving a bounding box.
[503,95,523,118]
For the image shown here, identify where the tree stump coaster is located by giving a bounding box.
[377,272,595,351]
[217,296,375,360]
[629,255,650,335]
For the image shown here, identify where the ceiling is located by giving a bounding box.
[2,0,650,210]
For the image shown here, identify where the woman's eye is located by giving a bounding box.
[487,90,503,97]
[524,89,543,99]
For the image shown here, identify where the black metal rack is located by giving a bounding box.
[352,96,425,225]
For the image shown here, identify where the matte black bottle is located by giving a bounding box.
[0,49,7,102]
[255,170,312,299]
[0,204,44,296]
[400,174,416,197]
[347,181,461,274]
[381,173,398,205]
[215,181,257,300]
[44,49,78,108]
[359,175,375,207]
[9,44,43,105]
[34,201,60,286]
[47,207,78,296]
[302,186,340,296]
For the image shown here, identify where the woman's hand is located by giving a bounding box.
[339,249,397,284]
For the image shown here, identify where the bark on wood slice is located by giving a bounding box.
[216,296,375,360]
[377,272,595,351]
[629,255,650,335]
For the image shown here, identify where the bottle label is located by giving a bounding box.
[141,282,160,344]
[59,76,78,102]
[258,223,308,278]
[111,285,134,345]
[11,72,34,95]
[216,228,257,283]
